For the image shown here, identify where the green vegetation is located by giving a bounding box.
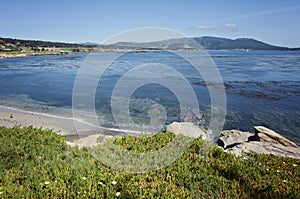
[0,37,100,58]
[0,37,98,50]
[0,126,299,198]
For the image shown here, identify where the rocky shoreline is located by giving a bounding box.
[0,105,299,159]
[167,122,300,159]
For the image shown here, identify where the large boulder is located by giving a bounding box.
[225,141,300,159]
[219,126,300,159]
[166,122,208,139]
[218,130,254,148]
[248,126,298,148]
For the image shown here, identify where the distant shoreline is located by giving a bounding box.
[1,48,300,60]
[1,36,300,58]
[0,51,72,59]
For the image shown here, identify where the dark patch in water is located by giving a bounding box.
[192,80,300,101]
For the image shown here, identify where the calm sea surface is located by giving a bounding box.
[0,50,299,144]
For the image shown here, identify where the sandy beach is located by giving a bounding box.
[0,105,117,148]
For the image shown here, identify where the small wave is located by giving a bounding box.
[0,104,142,135]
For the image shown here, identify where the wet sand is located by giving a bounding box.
[0,106,117,148]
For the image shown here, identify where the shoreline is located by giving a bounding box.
[0,105,78,135]
[0,51,87,60]
[1,104,299,159]
[0,51,68,59]
[0,104,163,135]
[0,105,131,148]
[3,48,299,60]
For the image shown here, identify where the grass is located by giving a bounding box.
[0,126,299,198]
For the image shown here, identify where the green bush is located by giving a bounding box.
[0,126,299,198]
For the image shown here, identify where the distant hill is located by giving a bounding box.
[108,36,300,50]
[1,36,299,51]
[193,37,289,50]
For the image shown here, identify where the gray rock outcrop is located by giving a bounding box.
[248,126,298,147]
[218,130,254,148]
[219,126,300,159]
[225,141,300,159]
[166,122,208,139]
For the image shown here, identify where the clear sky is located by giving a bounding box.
[1,0,300,47]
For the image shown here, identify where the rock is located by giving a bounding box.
[42,106,50,111]
[67,134,115,149]
[225,141,269,157]
[249,126,298,148]
[166,122,208,139]
[225,141,300,159]
[218,130,254,148]
[220,126,300,159]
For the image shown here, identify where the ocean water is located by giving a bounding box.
[0,50,299,144]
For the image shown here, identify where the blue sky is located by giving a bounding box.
[1,0,300,47]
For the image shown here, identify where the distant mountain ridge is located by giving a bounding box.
[109,36,300,50]
[193,37,290,50]
[1,36,299,51]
